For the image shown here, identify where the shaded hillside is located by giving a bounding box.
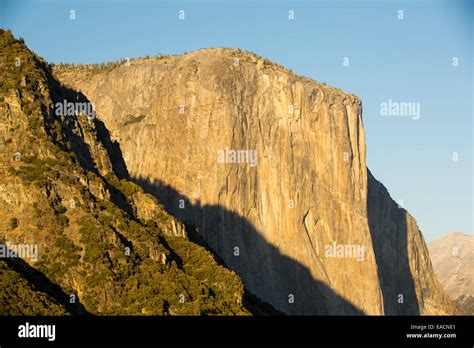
[0,29,248,316]
[0,259,69,315]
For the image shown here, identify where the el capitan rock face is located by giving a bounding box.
[54,48,456,315]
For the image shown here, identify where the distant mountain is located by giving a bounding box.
[428,233,473,315]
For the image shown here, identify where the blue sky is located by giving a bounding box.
[1,0,472,241]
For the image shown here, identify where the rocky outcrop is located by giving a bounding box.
[130,190,187,238]
[428,232,473,314]
[55,48,456,315]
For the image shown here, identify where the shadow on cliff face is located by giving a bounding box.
[367,170,420,315]
[46,80,133,215]
[131,176,365,315]
[48,81,129,179]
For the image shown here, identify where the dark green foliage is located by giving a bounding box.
[15,157,49,184]
[9,217,18,229]
[32,202,42,217]
[53,202,67,214]
[58,214,69,227]
[0,30,48,98]
[54,236,81,252]
[123,114,146,126]
[0,260,69,315]
[105,174,140,198]
[36,236,82,283]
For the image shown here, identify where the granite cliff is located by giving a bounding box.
[54,48,456,315]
